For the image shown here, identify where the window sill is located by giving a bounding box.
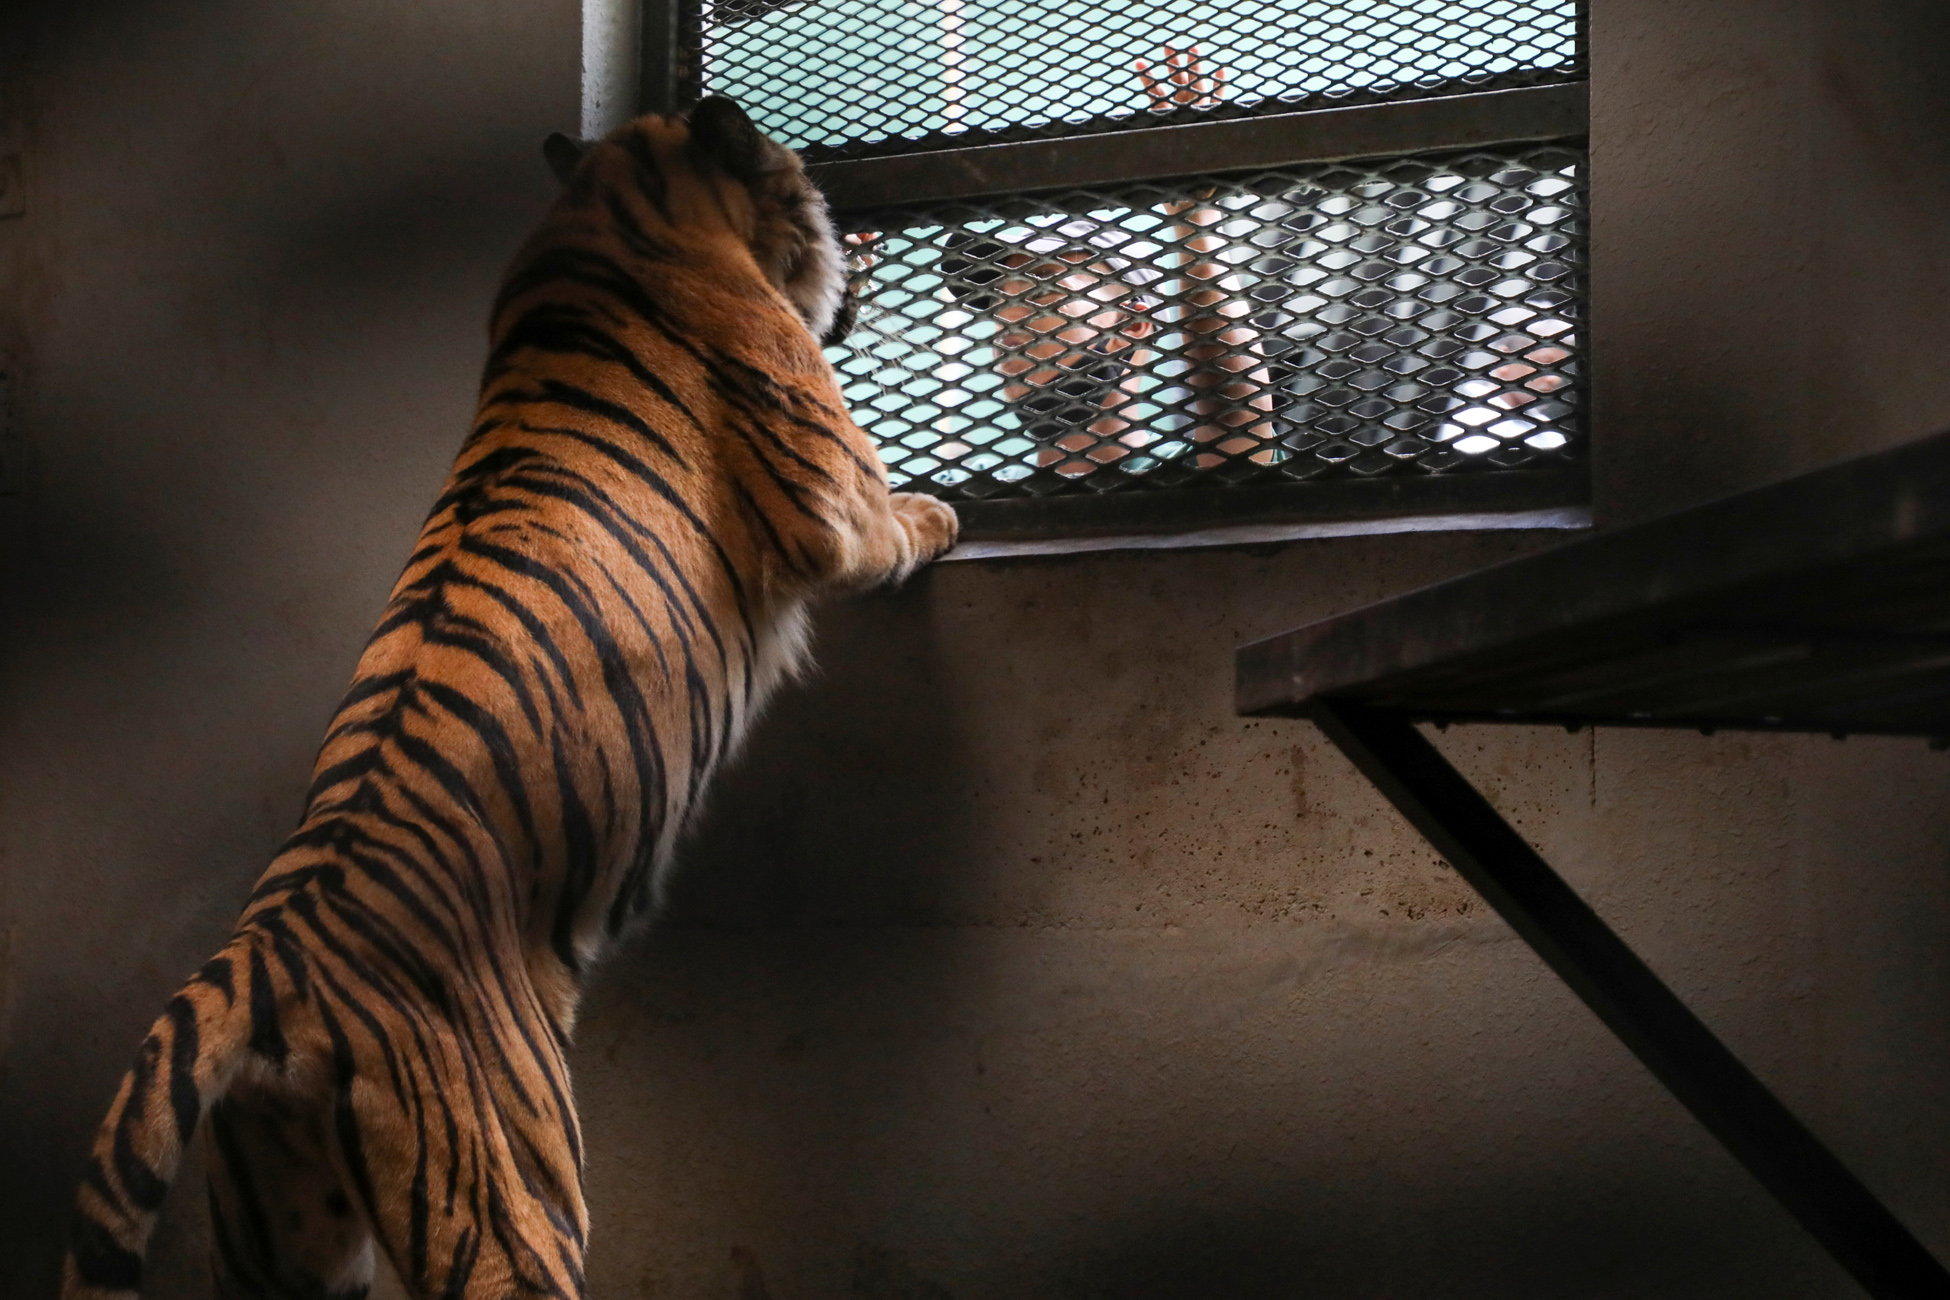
[941,500,1589,560]
[935,463,1587,559]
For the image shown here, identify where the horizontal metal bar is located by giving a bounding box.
[1310,700,1950,1300]
[942,504,1589,563]
[807,83,1587,212]
[945,466,1588,544]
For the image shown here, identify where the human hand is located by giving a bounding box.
[1135,45,1228,112]
[843,230,882,270]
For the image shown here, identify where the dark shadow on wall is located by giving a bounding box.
[567,554,1850,1300]
[0,2,579,1296]
[661,569,986,932]
[1036,1172,1835,1300]
[610,1120,1842,1299]
[571,569,999,1289]
[0,465,198,662]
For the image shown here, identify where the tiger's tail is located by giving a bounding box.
[61,935,264,1299]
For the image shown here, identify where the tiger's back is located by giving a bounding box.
[62,98,956,1300]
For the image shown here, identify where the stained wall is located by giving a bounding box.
[2,3,1948,1298]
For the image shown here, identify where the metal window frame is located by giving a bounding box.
[806,82,1588,211]
[640,0,703,115]
[641,0,1592,551]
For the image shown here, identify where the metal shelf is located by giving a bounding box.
[1236,427,1950,1299]
[1241,427,1950,738]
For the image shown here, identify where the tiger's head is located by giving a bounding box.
[543,98,851,347]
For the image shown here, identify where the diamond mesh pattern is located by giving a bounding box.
[700,0,1582,158]
[826,144,1585,501]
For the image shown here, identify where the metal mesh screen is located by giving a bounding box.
[827,143,1585,503]
[699,0,1582,158]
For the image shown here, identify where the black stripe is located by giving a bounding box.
[734,478,807,581]
[260,912,312,1002]
[195,956,235,1005]
[705,343,883,480]
[112,1037,171,1212]
[729,414,830,528]
[439,1214,480,1300]
[314,996,381,1227]
[79,1156,117,1207]
[327,839,469,975]
[480,1171,567,1297]
[163,995,201,1146]
[417,678,542,857]
[616,127,675,226]
[67,1210,143,1290]
[313,879,454,1025]
[207,1103,281,1283]
[456,534,674,856]
[548,729,599,973]
[381,782,565,1058]
[735,402,841,492]
[485,306,704,453]
[247,946,288,1066]
[442,1095,462,1216]
[482,246,762,639]
[494,465,705,677]
[378,718,510,858]
[287,895,418,1105]
[431,558,588,712]
[494,439,748,702]
[298,887,534,1182]
[208,1197,274,1294]
[371,592,546,738]
[601,174,673,259]
[410,1109,432,1288]
[502,376,685,467]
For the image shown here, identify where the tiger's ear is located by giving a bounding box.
[687,96,767,181]
[543,132,594,186]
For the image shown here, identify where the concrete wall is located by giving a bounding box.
[2,2,1948,1297]
[1592,0,1950,524]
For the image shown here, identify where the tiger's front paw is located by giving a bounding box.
[890,491,959,571]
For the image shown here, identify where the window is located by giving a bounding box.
[644,0,1588,545]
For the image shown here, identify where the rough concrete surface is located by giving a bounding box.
[3,2,1950,1298]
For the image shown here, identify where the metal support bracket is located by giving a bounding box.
[1308,698,1950,1299]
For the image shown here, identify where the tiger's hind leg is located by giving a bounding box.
[312,1010,589,1300]
[204,1092,378,1300]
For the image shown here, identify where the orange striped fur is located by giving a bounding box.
[62,97,957,1300]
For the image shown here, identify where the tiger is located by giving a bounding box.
[61,95,958,1300]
